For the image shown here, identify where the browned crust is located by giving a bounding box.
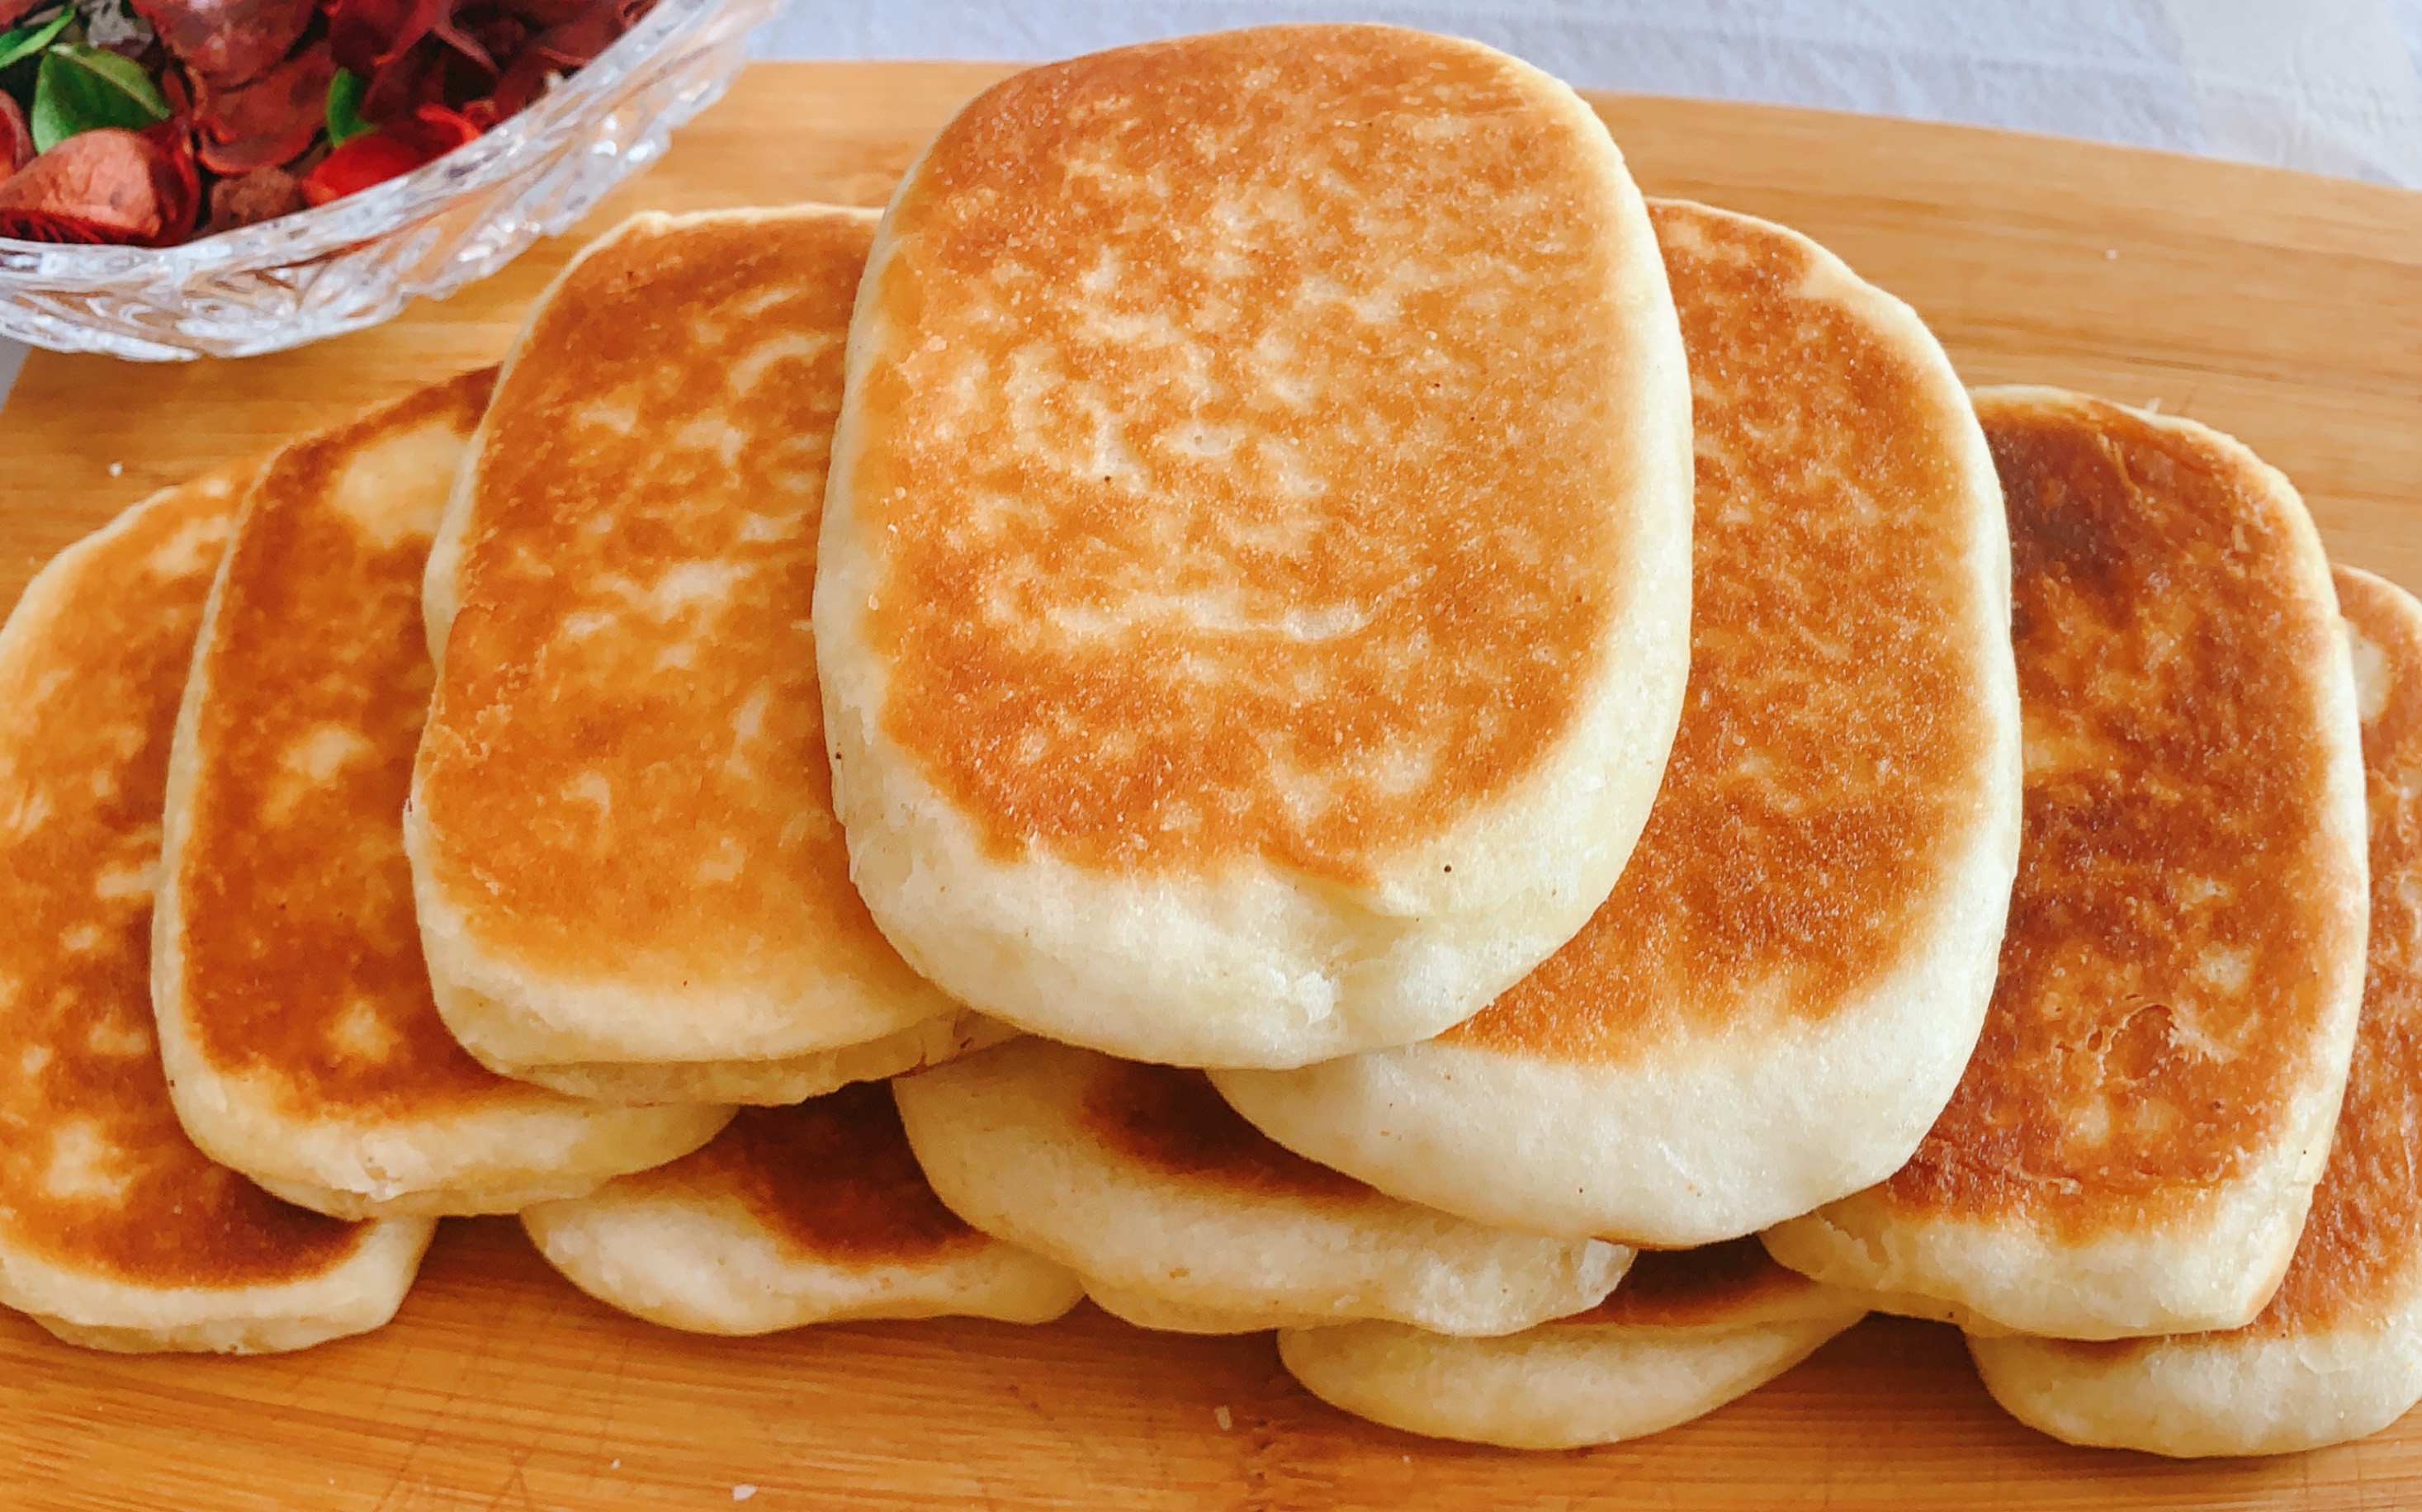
[0,469,367,1285]
[415,210,920,1000]
[844,25,1650,881]
[175,370,501,1113]
[1076,1060,1372,1204]
[1573,1237,1825,1328]
[2038,568,2422,1360]
[1452,199,1997,1061]
[1880,391,2364,1236]
[2244,568,2422,1334]
[622,1083,987,1264]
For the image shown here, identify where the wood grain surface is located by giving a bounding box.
[2,60,2420,1512]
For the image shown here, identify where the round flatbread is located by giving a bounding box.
[1280,1239,1866,1448]
[407,206,994,1105]
[0,465,430,1352]
[1967,565,2422,1453]
[1215,199,2019,1245]
[1765,388,2369,1340]
[891,1037,1628,1335]
[818,23,1693,1068]
[155,372,729,1219]
[523,1082,1081,1334]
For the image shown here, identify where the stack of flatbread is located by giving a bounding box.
[0,18,2411,1467]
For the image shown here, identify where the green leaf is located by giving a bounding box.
[31,43,168,154]
[325,67,372,147]
[0,9,73,73]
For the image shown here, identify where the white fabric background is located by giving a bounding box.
[759,0,2422,185]
[5,0,2418,396]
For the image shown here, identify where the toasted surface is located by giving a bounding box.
[1279,1239,1866,1449]
[523,1082,1082,1334]
[1583,1239,1861,1330]
[408,205,967,1099]
[890,1037,1630,1335]
[0,467,432,1352]
[1214,199,2019,1244]
[154,373,730,1219]
[819,22,1693,1068]
[1970,565,2422,1455]
[1765,387,2370,1339]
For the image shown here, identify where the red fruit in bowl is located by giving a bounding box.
[488,0,646,116]
[192,37,335,175]
[130,0,319,88]
[1,94,34,177]
[0,122,198,245]
[330,0,496,81]
[141,116,203,239]
[204,163,305,231]
[299,102,478,206]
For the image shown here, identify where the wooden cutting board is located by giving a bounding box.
[3,61,2422,1512]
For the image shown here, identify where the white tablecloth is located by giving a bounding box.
[6,0,2418,396]
[759,0,2422,185]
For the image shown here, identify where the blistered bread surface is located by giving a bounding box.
[840,25,1665,881]
[1453,199,2005,1062]
[415,210,934,1009]
[1882,392,2367,1237]
[1077,1059,1376,1206]
[2035,566,2422,1359]
[617,1083,991,1266]
[0,470,368,1285]
[176,372,502,1114]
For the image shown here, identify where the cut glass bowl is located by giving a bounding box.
[0,0,777,361]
